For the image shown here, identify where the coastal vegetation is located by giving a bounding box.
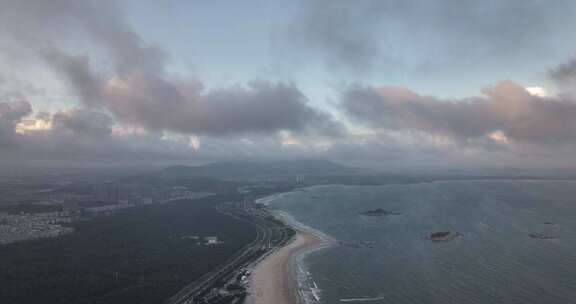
[0,195,257,304]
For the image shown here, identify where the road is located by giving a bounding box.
[164,198,293,304]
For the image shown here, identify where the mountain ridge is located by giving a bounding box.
[159,159,356,180]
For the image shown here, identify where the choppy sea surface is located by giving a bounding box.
[268,180,576,304]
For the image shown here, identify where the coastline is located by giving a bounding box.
[247,206,334,304]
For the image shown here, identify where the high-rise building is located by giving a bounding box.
[62,199,80,213]
[94,182,120,202]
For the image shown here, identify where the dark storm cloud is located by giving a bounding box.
[286,0,575,72]
[342,81,576,145]
[0,0,338,137]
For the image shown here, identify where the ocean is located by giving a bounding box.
[268,180,576,304]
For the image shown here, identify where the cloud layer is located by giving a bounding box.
[285,0,576,72]
[2,0,338,138]
[2,0,576,169]
[0,99,32,146]
[0,0,340,166]
[47,49,336,136]
[343,81,576,145]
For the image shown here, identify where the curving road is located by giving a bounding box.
[164,198,293,304]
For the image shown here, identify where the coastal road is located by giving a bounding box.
[164,199,292,304]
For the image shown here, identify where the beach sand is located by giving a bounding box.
[247,230,321,304]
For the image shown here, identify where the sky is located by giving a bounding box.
[2,0,576,169]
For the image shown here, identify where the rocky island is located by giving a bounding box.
[426,231,463,242]
[359,208,402,216]
[529,233,555,240]
[339,240,374,249]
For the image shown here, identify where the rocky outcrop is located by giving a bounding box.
[426,231,463,242]
[359,208,402,216]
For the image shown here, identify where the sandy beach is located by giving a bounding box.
[247,230,322,304]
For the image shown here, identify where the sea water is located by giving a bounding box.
[269,180,576,304]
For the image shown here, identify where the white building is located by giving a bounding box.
[205,236,218,245]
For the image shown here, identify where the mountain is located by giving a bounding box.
[159,160,356,180]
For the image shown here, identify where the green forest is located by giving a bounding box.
[0,194,256,304]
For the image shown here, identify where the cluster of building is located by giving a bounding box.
[0,212,73,245]
[151,186,213,203]
[54,183,213,214]
[93,183,212,206]
[0,181,214,245]
[181,235,221,245]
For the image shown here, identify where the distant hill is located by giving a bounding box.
[159,160,356,180]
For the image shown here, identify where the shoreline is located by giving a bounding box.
[247,208,334,304]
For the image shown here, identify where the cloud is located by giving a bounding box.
[1,0,339,138]
[46,49,338,136]
[51,108,113,138]
[550,58,576,84]
[0,0,166,72]
[284,0,576,72]
[0,99,32,146]
[0,100,199,166]
[3,0,576,170]
[43,51,104,107]
[549,57,576,100]
[342,81,576,145]
[285,0,385,72]
[0,99,343,167]
[0,0,343,166]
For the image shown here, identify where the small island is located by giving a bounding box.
[529,233,555,240]
[339,240,374,249]
[359,208,402,216]
[426,231,463,242]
